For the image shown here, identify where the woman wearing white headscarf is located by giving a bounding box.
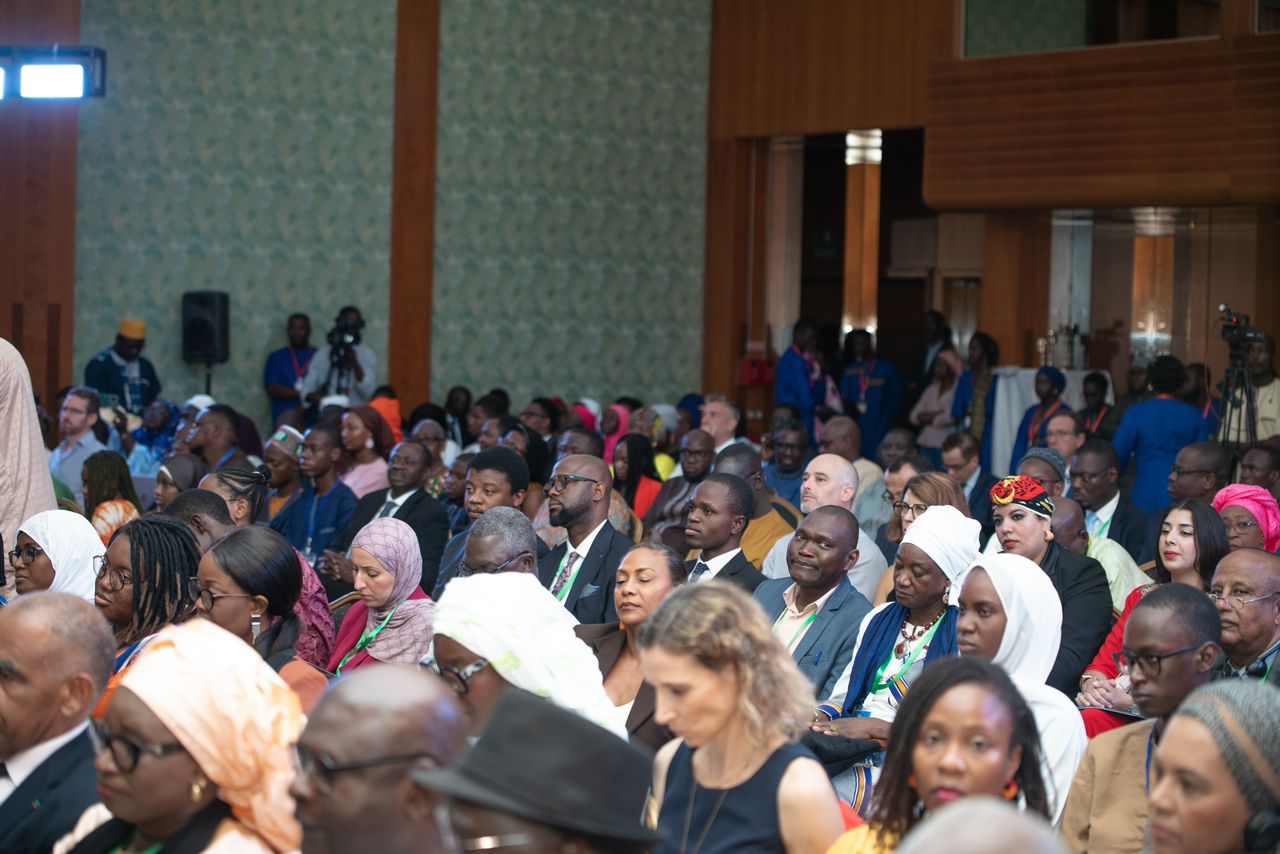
[13,509,104,601]
[956,552,1087,823]
[429,572,626,738]
[0,339,58,602]
[810,505,981,811]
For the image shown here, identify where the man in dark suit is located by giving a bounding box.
[942,432,998,548]
[684,473,765,593]
[539,454,632,624]
[0,593,115,853]
[1071,439,1150,562]
[753,506,873,698]
[327,439,451,594]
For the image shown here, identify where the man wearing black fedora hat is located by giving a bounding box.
[412,689,663,853]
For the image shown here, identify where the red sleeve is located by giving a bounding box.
[1087,586,1148,678]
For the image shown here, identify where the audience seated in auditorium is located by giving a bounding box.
[643,582,845,853]
[1114,356,1205,515]
[1069,439,1150,561]
[339,406,396,499]
[189,403,253,473]
[683,473,765,593]
[874,427,917,472]
[82,451,143,546]
[810,505,979,811]
[871,471,970,605]
[83,318,161,416]
[1061,585,1221,854]
[0,594,113,853]
[538,454,632,623]
[941,432,998,549]
[612,433,663,519]
[1016,446,1068,499]
[327,518,436,675]
[754,506,873,699]
[988,476,1111,695]
[764,419,810,510]
[12,509,103,601]
[819,416,887,536]
[429,572,624,737]
[408,416,453,497]
[1051,496,1149,614]
[270,425,359,588]
[413,688,660,854]
[290,665,468,854]
[957,553,1087,822]
[1212,484,1280,553]
[873,454,932,564]
[825,658,1051,853]
[1010,366,1071,473]
[762,454,888,605]
[531,427,632,549]
[58,620,301,853]
[51,387,107,500]
[261,426,304,519]
[642,428,714,553]
[575,542,686,751]
[1209,548,1280,685]
[708,443,798,568]
[1045,411,1086,488]
[152,453,208,514]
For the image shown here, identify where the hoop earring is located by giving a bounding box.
[1001,778,1019,801]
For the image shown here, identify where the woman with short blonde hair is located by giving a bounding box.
[640,581,844,853]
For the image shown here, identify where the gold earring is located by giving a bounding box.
[191,778,206,803]
[1045,530,1055,541]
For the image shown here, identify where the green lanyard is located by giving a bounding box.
[773,609,818,653]
[871,619,942,694]
[336,604,401,675]
[112,844,161,854]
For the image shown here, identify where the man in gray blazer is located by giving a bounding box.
[753,505,873,699]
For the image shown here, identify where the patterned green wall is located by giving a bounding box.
[432,0,710,407]
[76,0,397,426]
[965,0,1088,57]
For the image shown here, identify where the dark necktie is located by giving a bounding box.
[689,561,711,582]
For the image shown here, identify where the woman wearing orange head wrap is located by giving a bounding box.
[57,620,302,853]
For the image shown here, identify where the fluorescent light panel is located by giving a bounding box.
[20,63,85,98]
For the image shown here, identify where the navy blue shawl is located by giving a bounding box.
[840,603,958,716]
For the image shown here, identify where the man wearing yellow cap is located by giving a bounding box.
[83,317,162,415]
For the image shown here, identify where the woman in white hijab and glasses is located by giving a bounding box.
[11,509,104,601]
[808,505,981,813]
[955,552,1088,823]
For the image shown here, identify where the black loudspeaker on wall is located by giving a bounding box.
[182,291,230,364]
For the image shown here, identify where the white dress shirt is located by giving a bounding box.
[0,721,88,807]
[690,547,743,582]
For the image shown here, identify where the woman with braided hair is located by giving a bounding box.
[92,515,199,714]
[82,450,144,546]
[200,466,335,669]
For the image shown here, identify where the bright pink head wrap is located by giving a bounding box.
[603,404,631,464]
[572,403,597,432]
[1213,484,1280,552]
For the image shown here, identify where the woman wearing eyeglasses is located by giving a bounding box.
[194,526,328,713]
[1212,484,1280,553]
[56,619,302,854]
[93,517,199,716]
[575,542,687,751]
[871,472,971,604]
[325,517,435,674]
[11,509,103,600]
[428,571,626,737]
[1077,498,1230,736]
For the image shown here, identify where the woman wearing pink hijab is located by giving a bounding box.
[601,404,631,464]
[1212,483,1280,552]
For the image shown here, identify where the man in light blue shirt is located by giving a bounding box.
[49,387,107,498]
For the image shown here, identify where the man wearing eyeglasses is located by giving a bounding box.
[49,386,107,499]
[290,665,469,854]
[459,507,539,580]
[1070,440,1151,564]
[1210,548,1280,685]
[0,593,115,853]
[1167,441,1232,507]
[537,454,631,623]
[1062,584,1222,853]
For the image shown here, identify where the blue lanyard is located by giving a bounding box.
[215,448,236,470]
[305,490,334,556]
[1144,724,1159,793]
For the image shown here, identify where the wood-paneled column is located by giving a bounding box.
[842,131,881,336]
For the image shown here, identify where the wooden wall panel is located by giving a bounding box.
[387,0,440,406]
[924,34,1280,209]
[0,0,81,410]
[710,0,959,139]
[980,212,1052,367]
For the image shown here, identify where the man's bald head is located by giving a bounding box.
[819,416,862,462]
[0,592,114,759]
[1050,496,1088,557]
[292,666,468,854]
[800,453,859,513]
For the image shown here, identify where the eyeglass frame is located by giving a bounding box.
[420,656,491,695]
[93,554,132,591]
[293,742,439,792]
[190,579,255,612]
[1209,590,1280,612]
[545,474,599,494]
[1069,467,1110,486]
[1221,517,1261,535]
[1170,466,1213,479]
[458,551,531,578]
[91,719,185,774]
[1113,644,1203,678]
[435,799,553,852]
[7,544,45,566]
[893,501,929,518]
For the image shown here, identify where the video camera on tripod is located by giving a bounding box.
[1219,303,1267,364]
[327,315,365,367]
[1217,303,1266,448]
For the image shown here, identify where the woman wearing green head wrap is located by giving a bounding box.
[1148,680,1280,854]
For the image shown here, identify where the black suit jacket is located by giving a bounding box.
[1105,496,1150,563]
[686,550,765,594]
[966,471,1000,549]
[1040,543,1114,696]
[538,521,632,624]
[574,622,670,753]
[334,488,451,596]
[0,728,99,854]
